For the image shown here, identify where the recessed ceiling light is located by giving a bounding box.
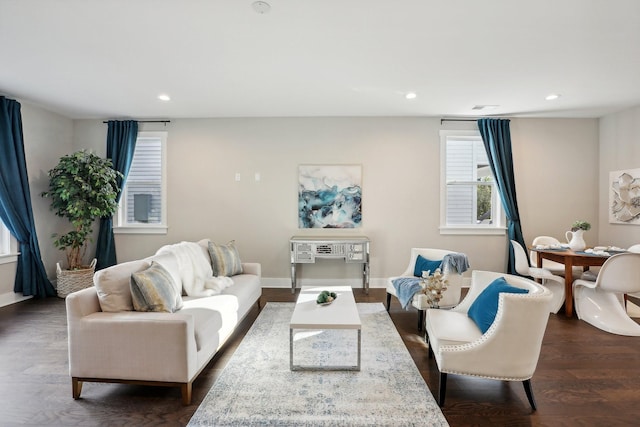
[157,94,171,102]
[252,1,271,14]
[472,105,499,110]
[545,94,560,101]
[405,92,417,100]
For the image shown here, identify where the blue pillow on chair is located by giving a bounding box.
[413,255,442,277]
[468,277,529,334]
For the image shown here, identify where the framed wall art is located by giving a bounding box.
[609,168,640,225]
[298,164,362,228]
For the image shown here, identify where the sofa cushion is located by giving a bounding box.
[467,277,529,334]
[413,255,442,277]
[426,309,483,348]
[182,294,240,350]
[94,259,151,312]
[208,240,243,277]
[179,306,223,352]
[130,262,184,313]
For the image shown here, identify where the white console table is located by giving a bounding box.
[290,236,370,294]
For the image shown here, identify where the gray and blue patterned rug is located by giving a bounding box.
[188,302,448,426]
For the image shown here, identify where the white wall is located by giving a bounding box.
[0,101,73,300]
[598,106,640,247]
[68,116,599,287]
[511,118,600,247]
[2,106,603,296]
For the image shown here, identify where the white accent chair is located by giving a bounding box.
[512,240,566,314]
[426,270,552,410]
[573,252,640,336]
[386,248,465,330]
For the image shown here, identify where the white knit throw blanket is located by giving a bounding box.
[156,242,233,297]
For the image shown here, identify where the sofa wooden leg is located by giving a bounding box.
[181,382,192,406]
[72,377,83,399]
[418,309,424,331]
[386,293,391,311]
[438,372,447,407]
[522,379,537,411]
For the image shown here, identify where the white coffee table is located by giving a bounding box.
[289,286,362,371]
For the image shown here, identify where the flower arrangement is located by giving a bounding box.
[571,220,591,232]
[421,268,448,308]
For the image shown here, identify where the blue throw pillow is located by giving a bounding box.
[413,255,442,277]
[467,277,529,334]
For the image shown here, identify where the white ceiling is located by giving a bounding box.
[1,0,640,120]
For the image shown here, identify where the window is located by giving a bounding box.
[439,130,505,235]
[0,221,10,255]
[114,131,167,234]
[0,219,18,264]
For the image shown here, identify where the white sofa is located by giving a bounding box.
[65,239,261,405]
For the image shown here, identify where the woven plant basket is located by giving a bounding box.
[56,258,97,298]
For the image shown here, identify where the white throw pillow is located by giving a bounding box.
[94,259,151,312]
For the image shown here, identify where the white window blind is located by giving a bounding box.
[115,131,167,234]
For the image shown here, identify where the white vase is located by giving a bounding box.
[565,229,586,252]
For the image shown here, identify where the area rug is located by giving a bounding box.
[188,302,448,426]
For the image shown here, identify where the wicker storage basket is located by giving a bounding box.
[56,258,97,298]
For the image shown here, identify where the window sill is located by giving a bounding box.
[0,253,19,265]
[439,226,506,236]
[114,226,168,235]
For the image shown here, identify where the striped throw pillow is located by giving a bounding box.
[208,240,243,277]
[130,261,183,312]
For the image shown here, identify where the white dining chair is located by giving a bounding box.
[625,244,640,299]
[580,243,640,282]
[573,252,640,336]
[530,236,565,275]
[512,240,566,314]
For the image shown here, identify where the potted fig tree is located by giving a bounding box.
[41,150,122,297]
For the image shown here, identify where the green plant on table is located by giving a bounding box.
[571,220,591,232]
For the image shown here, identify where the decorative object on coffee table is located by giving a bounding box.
[316,290,337,305]
[421,268,448,309]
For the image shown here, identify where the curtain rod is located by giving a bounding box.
[440,118,478,124]
[102,120,170,124]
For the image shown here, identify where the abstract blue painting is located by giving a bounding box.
[298,164,362,228]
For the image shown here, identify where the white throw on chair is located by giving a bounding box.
[386,248,466,330]
[573,252,640,336]
[512,240,565,314]
[426,270,552,410]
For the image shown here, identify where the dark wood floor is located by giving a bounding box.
[1,288,639,426]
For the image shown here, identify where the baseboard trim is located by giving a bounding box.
[0,292,33,308]
[260,277,471,289]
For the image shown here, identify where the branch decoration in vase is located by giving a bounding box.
[421,268,448,309]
